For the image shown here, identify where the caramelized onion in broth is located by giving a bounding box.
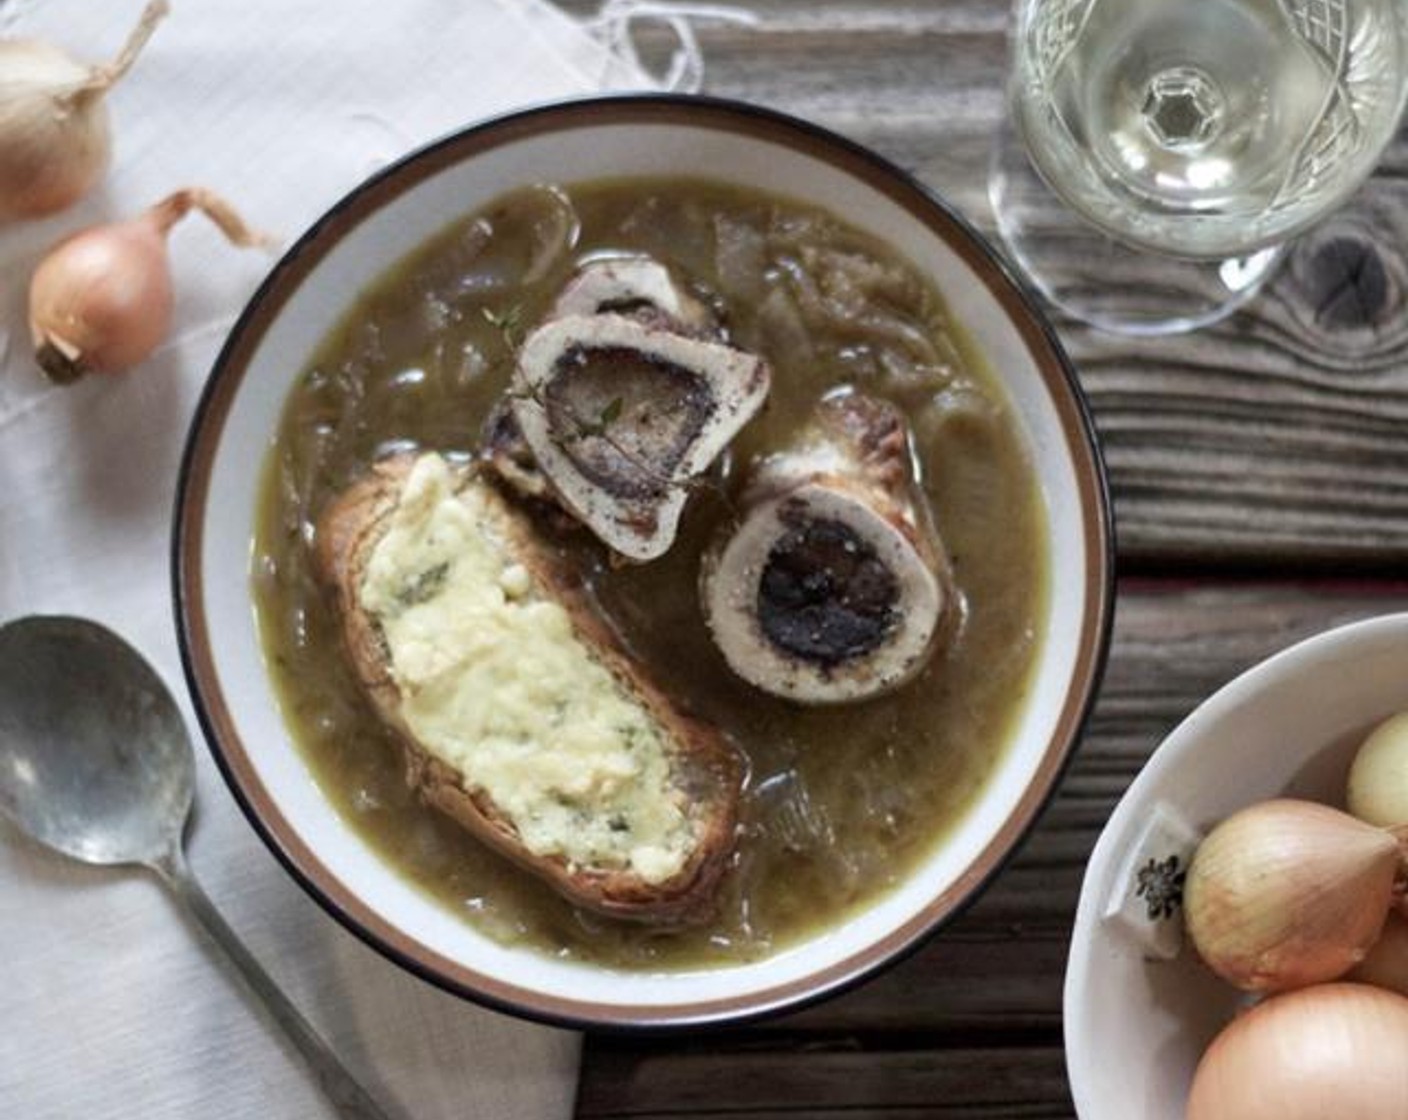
[252,179,1047,966]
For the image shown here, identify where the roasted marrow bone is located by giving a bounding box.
[315,452,743,925]
[548,256,715,334]
[510,312,770,561]
[483,256,731,534]
[481,397,552,503]
[702,394,953,704]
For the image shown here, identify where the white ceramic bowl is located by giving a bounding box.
[175,94,1113,1028]
[1066,612,1408,1117]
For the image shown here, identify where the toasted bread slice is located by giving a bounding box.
[314,452,742,925]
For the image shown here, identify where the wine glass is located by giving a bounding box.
[990,0,1408,336]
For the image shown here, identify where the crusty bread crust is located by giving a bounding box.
[314,454,743,926]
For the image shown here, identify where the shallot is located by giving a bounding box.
[0,1,168,222]
[28,189,270,383]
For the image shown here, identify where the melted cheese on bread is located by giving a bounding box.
[359,454,695,883]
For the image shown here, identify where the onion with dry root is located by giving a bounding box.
[1184,798,1408,993]
[1186,983,1408,1120]
[0,1,169,222]
[28,189,271,383]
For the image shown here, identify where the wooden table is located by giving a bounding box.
[550,3,1408,1115]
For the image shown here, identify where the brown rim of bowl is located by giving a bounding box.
[173,92,1115,1032]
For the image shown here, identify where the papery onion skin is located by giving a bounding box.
[1350,910,1408,997]
[1186,983,1408,1120]
[1184,799,1401,993]
[0,41,111,223]
[1348,711,1408,829]
[0,2,168,222]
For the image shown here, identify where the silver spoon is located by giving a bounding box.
[0,615,398,1120]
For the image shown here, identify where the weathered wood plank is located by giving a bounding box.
[575,1043,1071,1118]
[577,1114,1066,1120]
[554,0,1408,566]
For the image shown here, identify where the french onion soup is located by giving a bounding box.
[253,178,1048,967]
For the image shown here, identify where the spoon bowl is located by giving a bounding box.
[0,616,192,866]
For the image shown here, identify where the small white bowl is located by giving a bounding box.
[1065,611,1408,1118]
[175,94,1113,1028]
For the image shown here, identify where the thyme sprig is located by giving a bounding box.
[482,303,525,349]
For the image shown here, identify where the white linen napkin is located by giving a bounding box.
[0,2,653,1117]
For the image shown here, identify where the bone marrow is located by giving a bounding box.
[757,510,902,665]
[702,393,956,704]
[510,311,770,561]
[541,341,716,501]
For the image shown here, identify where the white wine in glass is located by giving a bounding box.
[992,0,1408,334]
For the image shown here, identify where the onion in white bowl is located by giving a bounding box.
[1064,611,1408,1118]
[1186,983,1408,1120]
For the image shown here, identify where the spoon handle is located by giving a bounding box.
[153,846,400,1120]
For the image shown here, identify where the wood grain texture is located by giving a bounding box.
[578,1044,1071,1119]
[556,0,1408,567]
[575,584,1408,1117]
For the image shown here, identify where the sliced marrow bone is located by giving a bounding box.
[482,397,551,501]
[548,256,715,335]
[510,312,770,561]
[482,255,734,536]
[702,393,954,704]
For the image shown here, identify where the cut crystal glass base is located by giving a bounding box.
[989,116,1285,336]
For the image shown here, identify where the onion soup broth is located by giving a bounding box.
[252,178,1048,966]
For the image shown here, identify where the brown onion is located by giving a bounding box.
[1186,983,1408,1119]
[0,1,168,222]
[28,188,270,382]
[1184,798,1407,993]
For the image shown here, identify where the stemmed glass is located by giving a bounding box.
[990,0,1408,336]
